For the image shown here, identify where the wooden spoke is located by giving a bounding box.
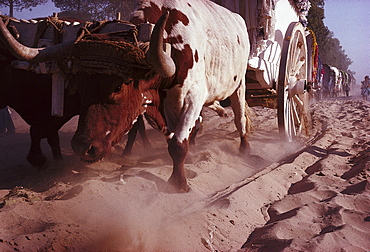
[292,94,304,108]
[277,22,311,142]
[291,101,300,126]
[293,58,305,77]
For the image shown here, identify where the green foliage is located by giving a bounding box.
[0,0,47,17]
[307,0,353,73]
[52,0,137,21]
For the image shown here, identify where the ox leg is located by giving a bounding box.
[47,131,62,160]
[229,80,250,153]
[144,98,170,137]
[122,118,140,156]
[122,115,152,156]
[27,126,47,166]
[165,94,204,192]
[168,136,189,193]
[189,114,202,145]
[137,115,152,149]
[207,101,227,117]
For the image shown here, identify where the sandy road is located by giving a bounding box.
[0,96,369,251]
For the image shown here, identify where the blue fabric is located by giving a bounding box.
[361,88,370,96]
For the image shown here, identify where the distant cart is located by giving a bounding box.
[322,64,352,98]
[214,0,312,141]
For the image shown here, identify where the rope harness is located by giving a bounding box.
[71,20,150,77]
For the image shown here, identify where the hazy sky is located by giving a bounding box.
[324,0,369,83]
[0,0,369,82]
[0,1,60,19]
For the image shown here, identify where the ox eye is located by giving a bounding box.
[113,85,122,93]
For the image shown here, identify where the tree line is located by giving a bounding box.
[307,0,353,76]
[0,0,137,20]
[0,0,352,75]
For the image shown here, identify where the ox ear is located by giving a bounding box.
[146,11,176,78]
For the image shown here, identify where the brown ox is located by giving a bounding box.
[0,0,250,192]
[0,28,164,166]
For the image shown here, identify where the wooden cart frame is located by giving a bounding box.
[215,0,312,141]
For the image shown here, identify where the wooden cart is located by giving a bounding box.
[214,0,312,141]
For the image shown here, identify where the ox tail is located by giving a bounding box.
[244,103,254,135]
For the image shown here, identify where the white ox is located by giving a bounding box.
[0,0,250,192]
[128,0,250,191]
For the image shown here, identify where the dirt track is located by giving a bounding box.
[0,96,369,251]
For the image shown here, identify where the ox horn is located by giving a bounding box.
[0,17,73,62]
[146,11,176,78]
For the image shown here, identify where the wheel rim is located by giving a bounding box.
[278,22,310,142]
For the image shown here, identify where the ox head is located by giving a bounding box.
[0,13,175,163]
[70,72,145,162]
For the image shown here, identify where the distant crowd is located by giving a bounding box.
[361,75,370,101]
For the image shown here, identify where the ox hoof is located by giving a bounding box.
[239,144,251,155]
[167,176,190,193]
[121,150,132,157]
[239,138,251,155]
[27,154,47,168]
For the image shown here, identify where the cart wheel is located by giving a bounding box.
[277,22,311,142]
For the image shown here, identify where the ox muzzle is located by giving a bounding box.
[71,134,110,163]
